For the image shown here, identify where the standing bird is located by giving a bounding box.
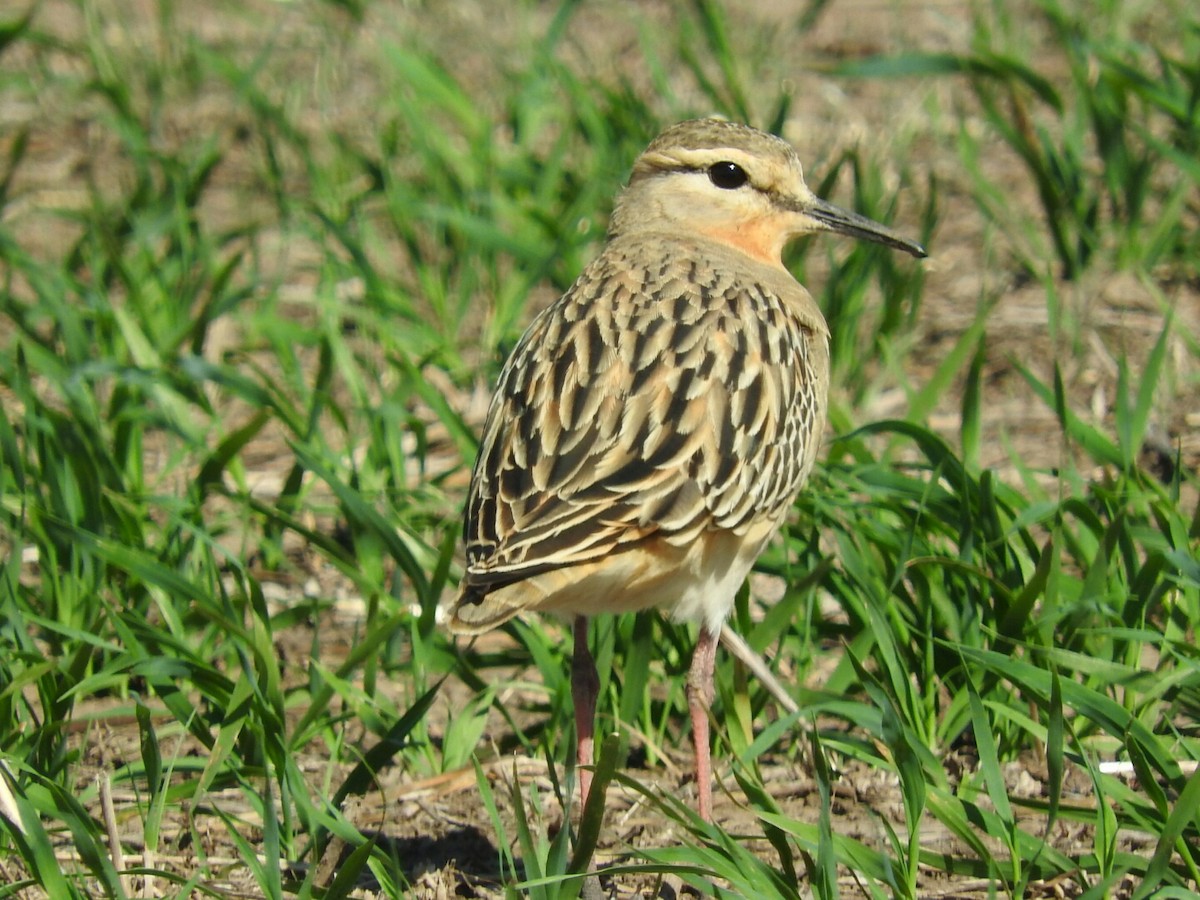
[448,119,926,821]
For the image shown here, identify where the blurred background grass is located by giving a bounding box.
[0,0,1198,897]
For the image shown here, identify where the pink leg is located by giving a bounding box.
[686,626,719,822]
[572,616,599,812]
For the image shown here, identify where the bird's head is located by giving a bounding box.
[609,118,927,268]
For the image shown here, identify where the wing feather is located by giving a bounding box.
[453,235,828,620]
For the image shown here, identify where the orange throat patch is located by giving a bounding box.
[697,217,790,269]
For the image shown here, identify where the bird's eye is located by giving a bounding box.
[707,161,749,190]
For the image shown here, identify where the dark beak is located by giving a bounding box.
[805,196,927,258]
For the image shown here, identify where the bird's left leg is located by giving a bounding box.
[686,626,719,822]
[571,616,599,813]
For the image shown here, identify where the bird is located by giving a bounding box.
[447,118,926,822]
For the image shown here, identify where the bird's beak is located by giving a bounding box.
[802,195,927,259]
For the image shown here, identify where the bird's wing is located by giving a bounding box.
[457,240,827,605]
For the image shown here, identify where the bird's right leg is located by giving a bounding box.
[687,626,719,822]
[571,616,599,812]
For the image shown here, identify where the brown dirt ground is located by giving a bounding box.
[2,0,1197,897]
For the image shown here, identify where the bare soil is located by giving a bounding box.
[2,0,1197,897]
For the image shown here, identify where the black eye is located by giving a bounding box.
[707,161,748,190]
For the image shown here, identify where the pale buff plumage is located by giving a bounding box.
[448,118,925,821]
